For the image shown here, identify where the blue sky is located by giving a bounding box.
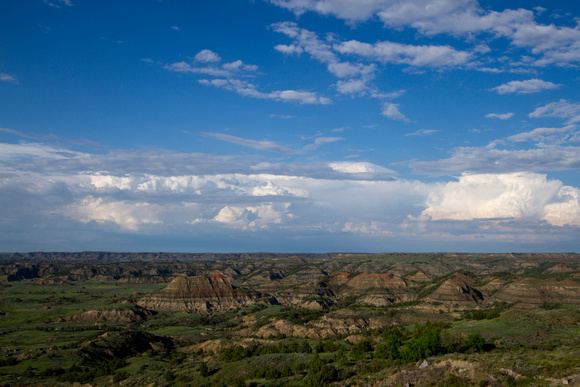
[1,0,580,253]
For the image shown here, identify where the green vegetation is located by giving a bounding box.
[1,254,579,385]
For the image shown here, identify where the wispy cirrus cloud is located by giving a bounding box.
[44,0,73,7]
[203,132,298,154]
[0,73,18,84]
[203,132,343,153]
[303,136,343,150]
[411,101,580,176]
[405,129,438,136]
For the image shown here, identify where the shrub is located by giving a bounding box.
[350,339,374,360]
[199,361,209,377]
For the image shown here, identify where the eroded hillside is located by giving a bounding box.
[0,252,579,386]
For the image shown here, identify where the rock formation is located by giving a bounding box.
[137,273,259,313]
[425,273,483,304]
[493,278,580,307]
[55,308,152,324]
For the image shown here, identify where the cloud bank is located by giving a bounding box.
[1,141,578,251]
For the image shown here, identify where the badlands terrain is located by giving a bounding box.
[0,252,579,386]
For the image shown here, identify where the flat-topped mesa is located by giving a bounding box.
[136,273,259,313]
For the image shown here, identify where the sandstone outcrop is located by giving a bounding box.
[339,273,414,305]
[425,273,483,304]
[406,270,431,283]
[492,278,580,307]
[136,274,259,313]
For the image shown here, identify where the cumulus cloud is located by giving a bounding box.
[274,44,304,55]
[194,49,221,63]
[543,186,580,226]
[56,196,163,231]
[486,112,514,120]
[268,0,580,66]
[198,202,293,230]
[421,173,580,227]
[335,78,371,95]
[3,140,579,251]
[491,79,561,94]
[271,89,332,105]
[164,50,257,77]
[422,173,562,221]
[166,49,330,105]
[381,102,407,121]
[335,40,472,67]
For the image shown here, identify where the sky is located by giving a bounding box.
[1,0,580,253]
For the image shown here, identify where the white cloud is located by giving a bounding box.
[0,73,18,84]
[405,129,438,136]
[335,78,370,95]
[271,22,337,64]
[194,49,221,63]
[3,141,579,251]
[44,0,73,7]
[422,173,579,227]
[271,89,332,105]
[491,79,561,94]
[335,40,472,67]
[270,114,295,119]
[381,102,407,121]
[328,161,396,177]
[411,143,580,175]
[529,100,580,124]
[57,196,162,231]
[271,23,379,82]
[274,44,304,55]
[268,0,580,66]
[506,125,579,145]
[199,78,332,105]
[0,142,89,161]
[205,203,293,230]
[303,136,343,150]
[543,186,580,226]
[204,132,297,154]
[486,112,514,120]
